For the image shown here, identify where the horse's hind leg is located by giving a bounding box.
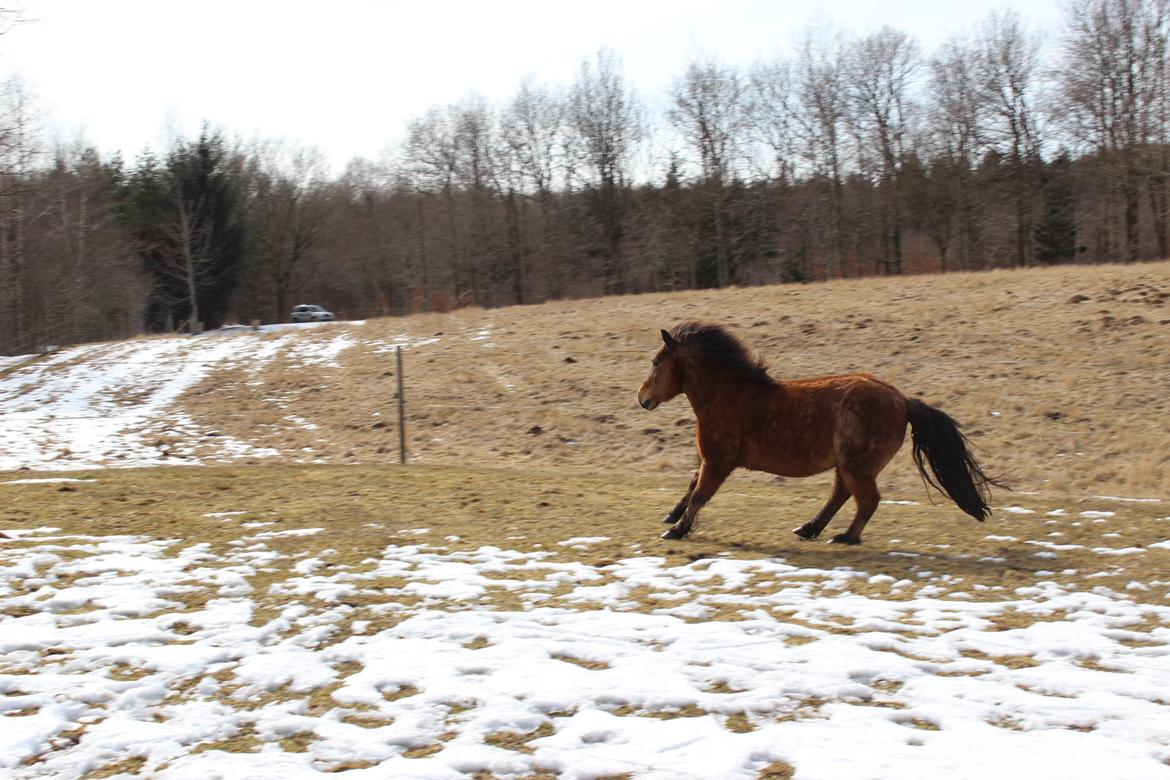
[830,472,880,545]
[794,470,850,540]
[663,470,699,524]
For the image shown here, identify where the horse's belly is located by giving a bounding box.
[766,458,834,478]
[742,446,834,478]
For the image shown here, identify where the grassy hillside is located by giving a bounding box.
[4,264,1169,779]
[175,261,1170,499]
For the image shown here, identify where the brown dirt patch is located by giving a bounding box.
[484,722,555,754]
[759,760,797,778]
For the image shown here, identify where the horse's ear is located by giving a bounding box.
[660,329,677,351]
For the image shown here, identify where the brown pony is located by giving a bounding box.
[637,322,1000,544]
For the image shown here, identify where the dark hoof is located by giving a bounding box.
[663,514,679,524]
[793,524,820,540]
[661,526,688,540]
[829,533,861,545]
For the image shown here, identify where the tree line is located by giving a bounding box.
[3,0,1170,355]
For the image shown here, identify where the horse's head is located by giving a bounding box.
[638,329,685,410]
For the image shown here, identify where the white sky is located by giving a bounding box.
[3,0,1063,171]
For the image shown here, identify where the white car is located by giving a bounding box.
[291,304,336,323]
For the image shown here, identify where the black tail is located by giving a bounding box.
[907,398,1002,522]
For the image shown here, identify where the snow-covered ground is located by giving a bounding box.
[3,328,1170,778]
[0,323,403,472]
[2,513,1169,779]
[0,355,33,373]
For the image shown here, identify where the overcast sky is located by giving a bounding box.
[3,0,1064,171]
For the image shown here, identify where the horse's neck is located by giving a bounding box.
[685,373,783,420]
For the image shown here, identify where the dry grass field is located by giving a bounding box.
[5,464,1168,610]
[3,262,1170,778]
[3,464,1168,777]
[183,260,1170,500]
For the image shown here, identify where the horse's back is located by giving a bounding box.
[762,373,909,476]
[731,374,871,475]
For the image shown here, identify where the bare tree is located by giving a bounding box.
[749,56,798,181]
[669,55,751,287]
[401,97,506,306]
[0,76,43,351]
[9,143,144,352]
[502,79,567,298]
[504,79,564,199]
[491,124,529,305]
[567,48,643,294]
[921,33,988,270]
[325,159,416,316]
[791,26,851,277]
[845,27,921,274]
[242,141,330,321]
[402,106,463,304]
[451,95,500,305]
[172,190,208,332]
[979,11,1044,266]
[1059,0,1170,260]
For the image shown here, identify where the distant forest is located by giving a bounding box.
[3,0,1170,355]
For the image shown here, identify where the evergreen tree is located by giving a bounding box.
[121,129,246,332]
[1033,152,1077,264]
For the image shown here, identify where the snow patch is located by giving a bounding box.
[3,533,1169,779]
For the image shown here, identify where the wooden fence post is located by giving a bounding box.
[396,346,406,464]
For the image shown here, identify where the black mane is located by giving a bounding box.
[669,322,771,383]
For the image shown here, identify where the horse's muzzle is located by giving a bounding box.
[640,397,658,411]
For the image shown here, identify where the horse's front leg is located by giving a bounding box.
[662,460,733,540]
[662,470,699,524]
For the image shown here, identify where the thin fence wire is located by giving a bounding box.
[1,325,1164,488]
[0,392,1097,424]
[0,343,1152,370]
[0,333,1158,427]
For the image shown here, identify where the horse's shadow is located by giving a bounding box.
[697,535,1056,583]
